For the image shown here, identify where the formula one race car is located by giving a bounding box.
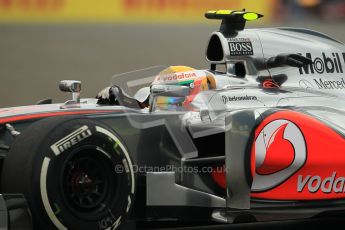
[1,9,345,230]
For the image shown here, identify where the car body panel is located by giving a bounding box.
[256,28,345,96]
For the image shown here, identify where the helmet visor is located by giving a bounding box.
[154,96,187,111]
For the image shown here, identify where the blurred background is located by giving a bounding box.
[0,0,344,107]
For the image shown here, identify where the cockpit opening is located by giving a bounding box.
[233,62,246,78]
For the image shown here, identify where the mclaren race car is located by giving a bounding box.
[1,9,345,230]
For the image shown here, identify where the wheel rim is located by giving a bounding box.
[61,146,118,215]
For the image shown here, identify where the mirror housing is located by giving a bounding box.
[59,80,81,107]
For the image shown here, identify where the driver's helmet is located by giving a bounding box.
[150,66,216,111]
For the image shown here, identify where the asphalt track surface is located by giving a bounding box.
[0,22,344,108]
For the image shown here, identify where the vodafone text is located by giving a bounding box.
[298,172,345,193]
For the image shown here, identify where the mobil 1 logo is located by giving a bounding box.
[228,38,254,56]
[299,52,345,75]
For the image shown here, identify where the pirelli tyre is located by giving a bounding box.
[1,116,135,230]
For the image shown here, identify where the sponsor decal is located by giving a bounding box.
[313,78,345,90]
[154,71,200,83]
[298,172,345,193]
[252,120,307,192]
[227,38,254,56]
[222,95,257,104]
[299,79,315,90]
[299,52,345,75]
[50,125,92,155]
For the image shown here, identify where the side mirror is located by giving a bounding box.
[59,80,81,93]
[59,80,81,107]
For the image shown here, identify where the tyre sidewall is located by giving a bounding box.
[20,118,135,230]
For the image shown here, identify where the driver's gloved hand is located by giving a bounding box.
[96,86,119,105]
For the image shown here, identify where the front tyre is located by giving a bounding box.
[1,116,135,230]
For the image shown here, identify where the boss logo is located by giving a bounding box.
[252,120,307,192]
[228,38,253,56]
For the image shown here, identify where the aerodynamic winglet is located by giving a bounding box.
[205,9,264,34]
